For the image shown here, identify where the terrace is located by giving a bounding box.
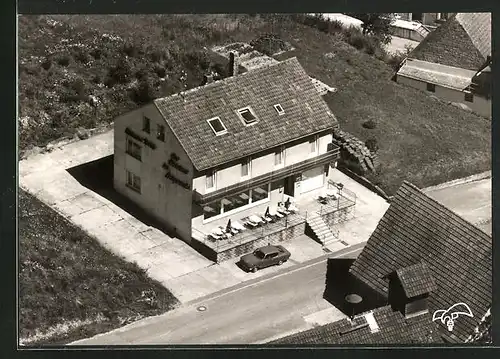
[191,176,357,263]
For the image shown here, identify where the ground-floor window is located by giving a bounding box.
[426,83,436,92]
[126,170,141,193]
[464,92,474,103]
[203,183,271,221]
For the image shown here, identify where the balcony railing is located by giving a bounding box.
[193,144,340,206]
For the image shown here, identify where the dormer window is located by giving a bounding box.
[274,104,285,115]
[207,117,227,136]
[237,107,258,125]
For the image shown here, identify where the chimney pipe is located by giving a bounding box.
[202,74,214,85]
[228,52,238,77]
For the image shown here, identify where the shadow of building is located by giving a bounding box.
[66,155,178,239]
[323,257,387,317]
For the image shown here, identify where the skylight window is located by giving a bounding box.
[237,107,258,125]
[274,104,285,115]
[207,117,228,136]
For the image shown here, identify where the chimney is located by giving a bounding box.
[228,52,239,77]
[202,74,214,86]
[364,312,380,333]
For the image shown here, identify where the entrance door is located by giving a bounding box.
[284,176,295,197]
[412,13,423,22]
[301,166,325,194]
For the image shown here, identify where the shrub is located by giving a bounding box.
[41,58,52,70]
[132,76,157,105]
[154,66,166,78]
[108,58,133,84]
[135,67,148,80]
[91,74,101,84]
[122,42,141,57]
[60,78,88,103]
[90,48,103,60]
[362,119,377,129]
[57,55,71,67]
[149,49,164,63]
[365,137,379,153]
[73,48,90,64]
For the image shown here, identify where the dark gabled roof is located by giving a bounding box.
[270,306,442,344]
[410,13,491,71]
[349,181,492,343]
[154,57,338,172]
[396,262,437,298]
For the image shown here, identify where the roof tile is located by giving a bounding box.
[349,181,492,342]
[153,58,338,171]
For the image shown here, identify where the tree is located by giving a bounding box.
[346,13,394,44]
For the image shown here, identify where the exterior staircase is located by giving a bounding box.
[307,213,338,247]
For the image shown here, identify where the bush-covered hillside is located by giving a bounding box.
[18,14,490,195]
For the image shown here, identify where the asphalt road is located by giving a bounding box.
[72,245,364,345]
[425,178,492,235]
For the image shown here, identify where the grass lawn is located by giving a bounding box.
[19,189,179,345]
[18,14,490,195]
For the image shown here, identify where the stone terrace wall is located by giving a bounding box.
[216,221,306,263]
[322,204,355,228]
[191,221,306,263]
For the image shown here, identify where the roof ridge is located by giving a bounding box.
[154,57,301,104]
[398,181,491,238]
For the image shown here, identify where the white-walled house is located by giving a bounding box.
[113,57,340,244]
[396,13,491,118]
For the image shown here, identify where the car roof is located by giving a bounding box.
[256,245,280,255]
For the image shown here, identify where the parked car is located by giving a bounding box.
[239,245,291,272]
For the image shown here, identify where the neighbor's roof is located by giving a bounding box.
[396,262,437,299]
[349,181,492,343]
[410,13,491,71]
[270,305,442,344]
[398,58,477,90]
[154,57,338,171]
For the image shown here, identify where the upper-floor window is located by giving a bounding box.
[274,104,285,115]
[206,170,216,190]
[237,107,258,125]
[241,158,251,178]
[157,123,165,142]
[143,116,151,133]
[309,136,318,154]
[426,83,436,93]
[274,147,284,166]
[207,116,228,136]
[126,170,141,193]
[126,137,142,161]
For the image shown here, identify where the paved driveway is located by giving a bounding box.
[20,131,390,305]
[19,131,214,293]
[424,177,491,235]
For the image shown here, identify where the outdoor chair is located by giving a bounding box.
[212,227,228,240]
[277,205,291,216]
[269,209,284,219]
[249,214,265,225]
[288,204,299,213]
[232,220,247,232]
[218,225,233,238]
[242,216,260,228]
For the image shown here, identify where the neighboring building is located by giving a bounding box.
[272,181,491,344]
[396,13,492,118]
[113,57,340,244]
[395,13,453,27]
[271,305,442,344]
